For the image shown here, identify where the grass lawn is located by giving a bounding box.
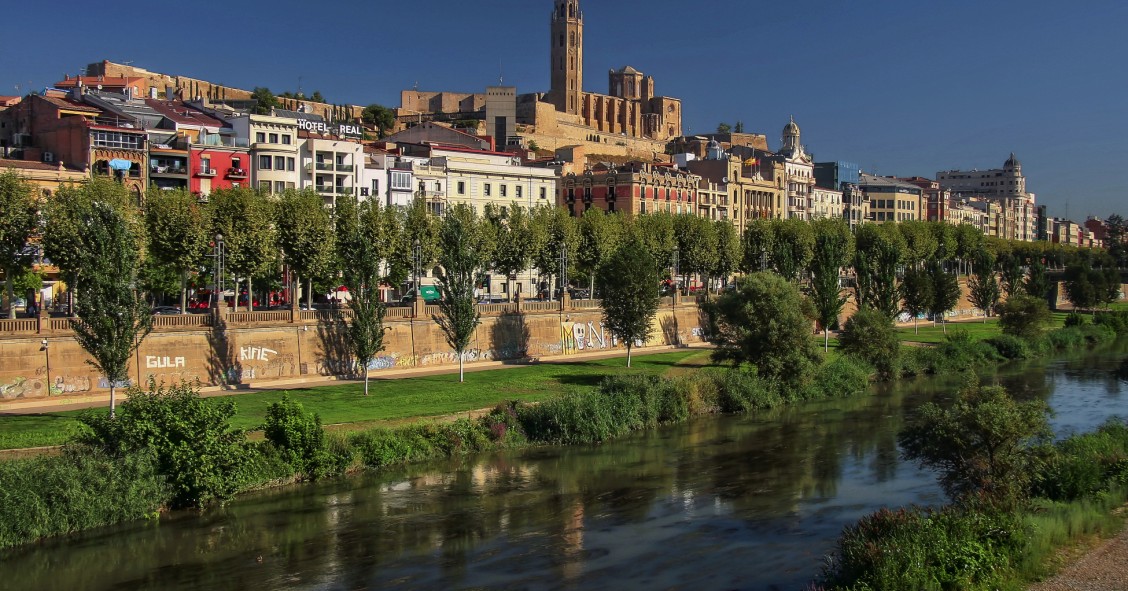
[0,350,714,452]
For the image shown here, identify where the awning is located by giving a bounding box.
[108,159,133,171]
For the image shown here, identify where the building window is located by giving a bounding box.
[390,171,411,191]
[91,130,143,150]
[256,132,266,143]
[275,181,285,194]
[372,179,380,195]
[201,157,211,171]
[258,181,271,191]
[457,181,466,195]
[281,135,291,145]
[500,185,508,198]
[259,155,272,170]
[484,184,492,197]
[287,158,295,172]
[540,187,547,199]
[516,185,522,198]
[275,156,286,170]
[269,133,279,144]
[231,157,241,168]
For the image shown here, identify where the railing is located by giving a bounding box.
[49,318,73,331]
[385,306,413,320]
[196,167,217,177]
[315,162,335,171]
[336,164,354,173]
[424,304,441,317]
[570,299,601,309]
[227,311,290,324]
[522,301,559,313]
[0,318,37,333]
[152,314,212,329]
[196,136,250,148]
[476,303,514,315]
[151,167,188,176]
[226,168,248,178]
[659,297,675,307]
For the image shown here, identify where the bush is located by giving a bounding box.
[77,381,251,508]
[822,506,1023,591]
[264,397,328,480]
[1064,312,1089,327]
[802,356,872,401]
[1035,419,1128,502]
[0,446,166,550]
[1093,310,1128,335]
[715,369,781,413]
[985,334,1033,360]
[840,308,901,379]
[998,294,1052,341]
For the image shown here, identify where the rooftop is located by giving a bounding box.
[144,100,225,128]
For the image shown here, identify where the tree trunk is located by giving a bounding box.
[825,328,829,352]
[180,269,188,315]
[459,355,465,383]
[5,276,13,319]
[589,275,595,300]
[109,384,117,419]
[914,317,919,334]
[307,277,313,309]
[364,365,370,396]
[246,277,253,312]
[626,344,632,368]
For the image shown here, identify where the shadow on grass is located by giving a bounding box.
[551,373,605,388]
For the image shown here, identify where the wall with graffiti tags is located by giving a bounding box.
[0,304,712,400]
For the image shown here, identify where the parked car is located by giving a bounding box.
[152,306,182,315]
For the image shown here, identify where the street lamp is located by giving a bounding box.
[559,241,568,302]
[412,239,422,301]
[211,234,226,309]
[672,247,680,296]
[41,339,50,396]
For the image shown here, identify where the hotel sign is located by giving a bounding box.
[295,116,363,139]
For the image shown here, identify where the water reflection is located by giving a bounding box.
[3,342,1127,591]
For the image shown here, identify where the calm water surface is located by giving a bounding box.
[4,344,1127,591]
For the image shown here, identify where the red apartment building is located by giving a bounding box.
[144,100,249,196]
[559,161,699,217]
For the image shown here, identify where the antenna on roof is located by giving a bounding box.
[499,58,504,85]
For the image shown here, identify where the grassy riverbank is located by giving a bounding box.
[0,350,710,451]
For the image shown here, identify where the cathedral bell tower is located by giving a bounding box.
[548,0,583,115]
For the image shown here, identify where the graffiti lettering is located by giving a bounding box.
[145,356,186,369]
[240,346,278,362]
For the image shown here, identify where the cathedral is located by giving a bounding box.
[541,0,683,141]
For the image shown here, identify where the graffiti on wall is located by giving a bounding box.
[146,356,186,369]
[240,346,278,362]
[561,321,618,354]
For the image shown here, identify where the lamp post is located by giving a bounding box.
[41,339,50,396]
[559,240,568,303]
[671,247,680,346]
[672,247,680,295]
[212,234,226,310]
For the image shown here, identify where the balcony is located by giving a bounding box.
[336,164,354,173]
[150,166,188,177]
[316,185,353,196]
[226,168,248,179]
[196,167,217,177]
[315,162,335,171]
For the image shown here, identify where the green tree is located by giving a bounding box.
[633,210,677,271]
[0,170,39,318]
[809,218,853,349]
[310,90,325,103]
[928,260,961,333]
[930,221,958,263]
[362,104,397,138]
[277,189,335,311]
[334,196,390,395]
[576,208,625,296]
[491,204,533,300]
[733,121,745,133]
[144,188,210,314]
[251,87,278,115]
[740,219,775,273]
[899,221,938,267]
[673,214,718,294]
[434,207,485,382]
[710,220,741,293]
[900,266,933,334]
[67,202,153,417]
[1063,262,1114,312]
[840,308,900,379]
[209,188,278,312]
[954,223,984,275]
[598,236,660,367]
[397,197,440,294]
[898,380,1051,508]
[997,251,1024,298]
[769,218,815,282]
[1105,214,1127,267]
[854,223,905,319]
[998,294,1052,341]
[707,272,822,386]
[1024,257,1052,303]
[716,122,732,134]
[968,249,1000,321]
[530,206,578,300]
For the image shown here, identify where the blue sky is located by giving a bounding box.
[4,0,1125,218]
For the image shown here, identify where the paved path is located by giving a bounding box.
[0,343,713,415]
[1029,521,1128,591]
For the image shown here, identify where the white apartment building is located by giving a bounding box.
[299,132,363,207]
[227,113,300,194]
[810,186,844,220]
[936,154,1037,241]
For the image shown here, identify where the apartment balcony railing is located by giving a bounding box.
[316,185,354,195]
[151,166,188,176]
[226,168,248,179]
[196,167,217,177]
[336,164,354,173]
[196,136,250,148]
[315,162,334,171]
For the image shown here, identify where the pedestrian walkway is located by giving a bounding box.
[0,343,714,415]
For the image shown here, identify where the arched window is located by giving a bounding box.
[569,32,575,47]
[560,34,565,47]
[569,3,575,18]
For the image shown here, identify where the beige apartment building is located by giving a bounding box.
[859,174,924,223]
[227,113,299,194]
[936,154,1037,241]
[299,132,363,207]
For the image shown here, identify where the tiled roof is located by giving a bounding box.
[0,159,84,172]
[39,95,101,114]
[144,99,224,127]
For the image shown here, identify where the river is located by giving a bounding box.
[3,343,1127,591]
